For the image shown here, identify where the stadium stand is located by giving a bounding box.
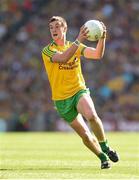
[0,0,139,131]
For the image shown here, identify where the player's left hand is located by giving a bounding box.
[100,22,107,39]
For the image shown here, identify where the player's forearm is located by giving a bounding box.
[52,41,79,63]
[60,42,79,62]
[95,38,106,59]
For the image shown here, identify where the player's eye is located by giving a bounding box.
[56,25,60,29]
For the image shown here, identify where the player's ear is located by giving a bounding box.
[64,26,67,33]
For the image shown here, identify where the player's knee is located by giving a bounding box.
[87,112,99,123]
[86,110,98,121]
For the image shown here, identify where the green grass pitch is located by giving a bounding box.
[0,132,139,179]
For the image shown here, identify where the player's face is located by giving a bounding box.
[49,21,66,41]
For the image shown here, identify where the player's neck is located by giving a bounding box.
[55,37,66,46]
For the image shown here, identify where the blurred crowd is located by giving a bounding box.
[0,0,139,131]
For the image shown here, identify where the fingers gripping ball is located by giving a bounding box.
[84,20,103,41]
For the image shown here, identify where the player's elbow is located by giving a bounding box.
[95,55,103,60]
[96,53,104,60]
[95,56,101,60]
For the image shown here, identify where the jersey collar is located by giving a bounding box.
[51,40,69,46]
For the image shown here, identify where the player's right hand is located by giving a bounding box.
[77,25,89,43]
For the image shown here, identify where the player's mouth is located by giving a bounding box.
[53,34,58,37]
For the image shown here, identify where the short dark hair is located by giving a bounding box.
[49,16,67,28]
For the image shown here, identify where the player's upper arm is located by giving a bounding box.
[83,47,101,60]
[78,43,99,59]
[42,45,57,63]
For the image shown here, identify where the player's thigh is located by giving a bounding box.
[70,114,92,139]
[77,94,98,120]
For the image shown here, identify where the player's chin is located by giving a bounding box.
[52,34,59,39]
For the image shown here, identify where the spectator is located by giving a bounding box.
[0,0,139,131]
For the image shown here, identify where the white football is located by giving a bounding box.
[84,20,103,41]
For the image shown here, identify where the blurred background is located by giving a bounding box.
[0,0,139,132]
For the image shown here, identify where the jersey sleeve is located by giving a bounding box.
[79,43,87,56]
[42,45,57,62]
